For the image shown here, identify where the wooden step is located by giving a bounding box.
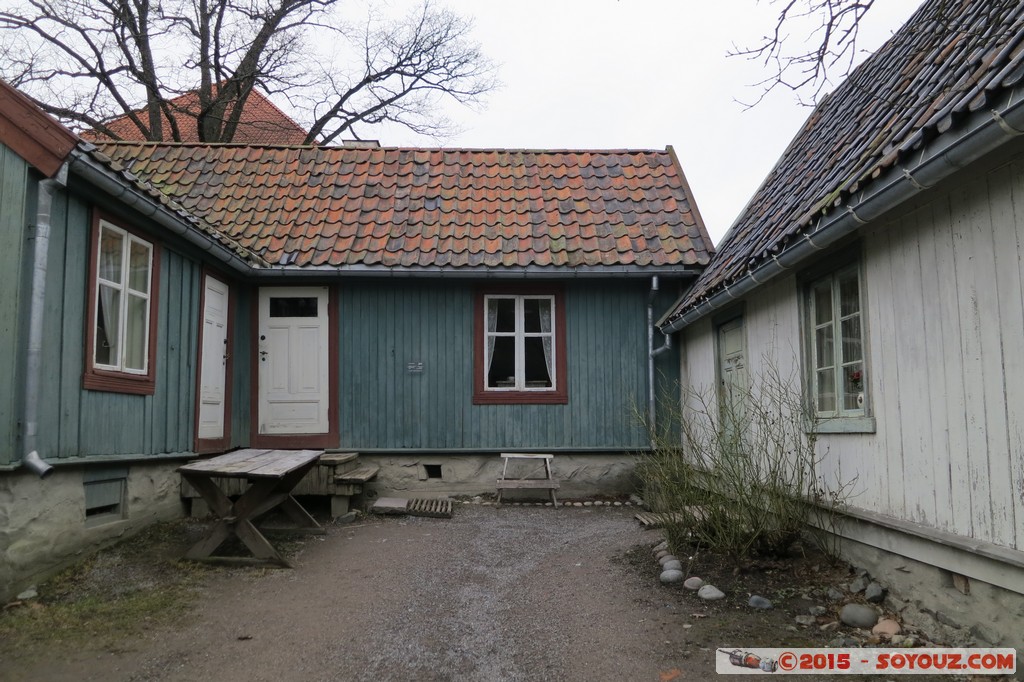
[320,452,359,467]
[496,479,560,490]
[335,465,379,484]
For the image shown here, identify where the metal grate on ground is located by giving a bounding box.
[407,498,453,518]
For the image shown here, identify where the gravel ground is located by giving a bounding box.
[6,505,702,682]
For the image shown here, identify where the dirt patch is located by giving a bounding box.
[0,505,985,681]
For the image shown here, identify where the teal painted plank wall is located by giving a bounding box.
[336,280,662,450]
[34,185,201,459]
[0,145,30,465]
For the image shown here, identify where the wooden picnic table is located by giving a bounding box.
[178,448,324,567]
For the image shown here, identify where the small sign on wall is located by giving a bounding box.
[407,361,424,374]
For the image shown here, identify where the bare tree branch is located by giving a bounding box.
[0,0,496,143]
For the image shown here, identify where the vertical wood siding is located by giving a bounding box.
[681,154,1024,552]
[0,146,29,465]
[34,188,200,459]
[337,280,652,450]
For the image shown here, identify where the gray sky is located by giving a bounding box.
[368,1,921,245]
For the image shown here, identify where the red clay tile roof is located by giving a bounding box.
[664,0,1024,322]
[82,90,308,145]
[90,144,713,271]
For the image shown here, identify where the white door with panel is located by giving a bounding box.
[258,286,330,435]
[198,275,229,440]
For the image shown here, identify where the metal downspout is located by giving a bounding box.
[647,276,661,441]
[21,168,68,478]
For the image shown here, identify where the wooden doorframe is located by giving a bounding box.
[193,267,235,454]
[249,284,340,449]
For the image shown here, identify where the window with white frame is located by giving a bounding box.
[484,295,555,391]
[83,215,159,396]
[93,221,154,375]
[807,264,866,418]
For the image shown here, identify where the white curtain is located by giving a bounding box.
[97,229,123,365]
[486,300,498,377]
[539,299,552,382]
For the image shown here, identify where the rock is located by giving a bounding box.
[583,501,593,507]
[471,496,482,504]
[888,635,905,647]
[660,569,684,584]
[849,576,868,593]
[683,577,704,590]
[697,585,725,601]
[336,511,357,524]
[613,501,623,506]
[653,540,668,552]
[865,582,885,603]
[840,603,879,629]
[748,595,773,610]
[827,587,845,602]
[855,567,869,577]
[830,636,860,648]
[872,619,901,636]
[819,621,841,632]
[935,611,960,628]
[572,502,583,507]
[658,555,678,566]
[794,615,817,626]
[809,605,828,616]
[662,560,683,572]
[655,550,669,561]
[563,501,572,507]
[16,587,37,601]
[629,494,645,507]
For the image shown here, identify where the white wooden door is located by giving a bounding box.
[258,286,330,435]
[198,276,229,440]
[718,317,747,434]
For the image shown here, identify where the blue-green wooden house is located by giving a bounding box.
[0,79,712,596]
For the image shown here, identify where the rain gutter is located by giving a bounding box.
[662,84,1024,334]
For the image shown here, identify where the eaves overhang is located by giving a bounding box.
[660,83,1024,334]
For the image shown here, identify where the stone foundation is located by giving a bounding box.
[356,452,640,502]
[0,461,186,601]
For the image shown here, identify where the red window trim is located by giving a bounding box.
[473,285,568,405]
[82,210,160,396]
[193,268,235,454]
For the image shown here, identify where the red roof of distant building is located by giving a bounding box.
[82,89,308,145]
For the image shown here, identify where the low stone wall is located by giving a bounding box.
[0,461,186,602]
[357,452,641,501]
[831,531,1024,653]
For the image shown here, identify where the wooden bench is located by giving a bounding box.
[178,448,324,567]
[496,453,559,505]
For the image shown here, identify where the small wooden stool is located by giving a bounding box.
[496,453,559,505]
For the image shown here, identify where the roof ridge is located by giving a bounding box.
[92,141,674,154]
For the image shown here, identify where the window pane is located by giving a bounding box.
[124,294,148,371]
[812,281,833,325]
[816,369,836,413]
[488,298,515,332]
[128,240,151,294]
[841,315,862,362]
[269,297,317,317]
[99,227,123,284]
[839,271,860,317]
[95,285,120,366]
[843,362,864,411]
[524,298,552,333]
[524,336,553,387]
[487,336,516,388]
[814,326,834,370]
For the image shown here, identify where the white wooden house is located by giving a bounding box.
[660,0,1024,648]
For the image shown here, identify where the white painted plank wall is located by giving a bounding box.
[678,155,1024,551]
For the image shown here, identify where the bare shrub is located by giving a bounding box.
[638,361,853,560]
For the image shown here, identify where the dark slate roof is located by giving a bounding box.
[664,0,1024,323]
[92,143,713,270]
[82,90,308,145]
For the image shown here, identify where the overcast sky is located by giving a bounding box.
[364,1,921,245]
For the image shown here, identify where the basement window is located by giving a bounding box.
[84,466,128,525]
[424,464,443,480]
